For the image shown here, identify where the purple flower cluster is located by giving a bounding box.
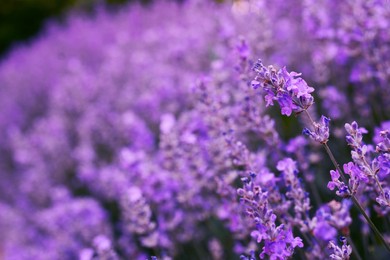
[237,173,303,259]
[252,60,314,116]
[0,0,389,259]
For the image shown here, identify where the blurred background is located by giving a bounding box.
[0,0,153,57]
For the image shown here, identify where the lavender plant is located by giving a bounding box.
[0,0,389,259]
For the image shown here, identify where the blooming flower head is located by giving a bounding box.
[328,237,352,260]
[303,115,330,144]
[252,60,314,116]
[327,170,350,197]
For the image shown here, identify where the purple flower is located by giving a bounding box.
[374,121,390,145]
[1,0,390,258]
[277,94,296,116]
[303,115,330,144]
[260,229,303,260]
[327,170,350,197]
[252,60,315,116]
[238,174,303,259]
[313,220,337,241]
[343,162,368,194]
[376,130,390,153]
[313,200,352,242]
[319,86,349,120]
[276,158,297,174]
[376,187,390,208]
[328,237,352,260]
[281,68,314,99]
[92,235,119,260]
[376,153,390,180]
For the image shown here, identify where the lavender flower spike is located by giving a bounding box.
[328,237,352,260]
[252,60,314,116]
[303,115,331,144]
[237,174,303,259]
[327,170,350,198]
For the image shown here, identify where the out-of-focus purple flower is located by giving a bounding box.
[313,220,337,241]
[120,187,156,239]
[240,251,256,260]
[313,204,338,241]
[319,86,349,120]
[313,200,352,242]
[374,121,390,145]
[327,200,352,231]
[285,136,315,182]
[277,158,312,232]
[260,229,303,260]
[92,235,119,260]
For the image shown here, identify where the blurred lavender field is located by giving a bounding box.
[0,0,389,259]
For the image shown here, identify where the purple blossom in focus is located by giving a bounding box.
[327,170,350,197]
[303,115,331,144]
[252,60,314,116]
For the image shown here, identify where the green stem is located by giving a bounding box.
[323,143,348,184]
[347,235,363,260]
[374,175,386,200]
[351,195,390,252]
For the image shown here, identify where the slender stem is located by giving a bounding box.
[304,110,315,126]
[351,195,390,251]
[374,175,386,199]
[347,236,363,260]
[323,143,348,184]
